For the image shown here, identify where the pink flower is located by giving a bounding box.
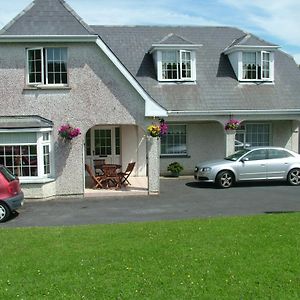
[58,124,81,140]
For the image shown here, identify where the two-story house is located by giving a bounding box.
[1,0,300,198]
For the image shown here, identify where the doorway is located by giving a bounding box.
[85,126,121,167]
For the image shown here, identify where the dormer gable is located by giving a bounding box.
[223,33,279,82]
[149,33,202,82]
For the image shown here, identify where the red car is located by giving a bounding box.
[0,165,24,222]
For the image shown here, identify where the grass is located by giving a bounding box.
[1,213,300,299]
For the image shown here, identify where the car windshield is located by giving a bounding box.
[225,149,251,161]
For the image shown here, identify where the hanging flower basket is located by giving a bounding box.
[147,119,168,137]
[58,124,81,141]
[225,119,240,130]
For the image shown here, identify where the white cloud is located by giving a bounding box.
[220,0,300,45]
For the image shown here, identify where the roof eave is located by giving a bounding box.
[168,109,300,116]
[149,44,202,54]
[223,45,280,55]
[0,35,98,43]
[95,37,167,117]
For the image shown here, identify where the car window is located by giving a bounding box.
[268,149,293,159]
[244,149,268,161]
[226,149,250,161]
[0,166,16,182]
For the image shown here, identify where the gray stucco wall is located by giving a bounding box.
[160,122,225,175]
[0,42,147,197]
[160,120,300,176]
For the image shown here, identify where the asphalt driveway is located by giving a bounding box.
[2,177,300,227]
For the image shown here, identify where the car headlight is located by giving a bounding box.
[200,167,212,172]
[194,167,199,172]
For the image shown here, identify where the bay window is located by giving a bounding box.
[0,130,53,179]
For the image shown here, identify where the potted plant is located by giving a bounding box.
[147,119,168,137]
[167,162,184,177]
[225,119,240,130]
[58,124,81,141]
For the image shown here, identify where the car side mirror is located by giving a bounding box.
[241,157,249,162]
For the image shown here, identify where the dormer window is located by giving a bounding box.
[161,50,192,80]
[149,33,201,83]
[223,33,278,83]
[242,51,271,80]
[153,49,196,82]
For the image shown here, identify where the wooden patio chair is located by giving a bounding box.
[118,162,135,186]
[94,159,105,175]
[85,164,104,189]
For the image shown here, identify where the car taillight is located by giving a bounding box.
[7,184,14,195]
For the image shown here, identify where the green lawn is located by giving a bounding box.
[1,213,300,299]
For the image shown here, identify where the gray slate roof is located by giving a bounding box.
[0,116,53,129]
[1,0,299,113]
[92,26,300,112]
[0,0,95,36]
[156,33,194,45]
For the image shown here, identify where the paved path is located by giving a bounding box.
[2,177,300,227]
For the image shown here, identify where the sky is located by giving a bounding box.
[0,0,300,64]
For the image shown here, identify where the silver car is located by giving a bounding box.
[194,147,300,188]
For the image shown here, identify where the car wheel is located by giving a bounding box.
[287,168,300,186]
[216,171,234,188]
[0,202,10,223]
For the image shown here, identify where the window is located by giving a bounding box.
[268,149,293,159]
[160,50,195,81]
[244,149,268,161]
[235,123,271,151]
[0,131,52,178]
[27,48,68,85]
[161,124,187,155]
[94,129,111,156]
[242,51,271,81]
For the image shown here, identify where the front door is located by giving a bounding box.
[85,126,121,167]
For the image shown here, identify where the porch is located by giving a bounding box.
[84,176,148,197]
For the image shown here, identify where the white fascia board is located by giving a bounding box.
[168,109,300,116]
[95,37,167,117]
[0,35,98,43]
[149,44,202,54]
[223,45,279,55]
[0,128,52,133]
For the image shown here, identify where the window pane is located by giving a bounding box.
[48,62,54,72]
[115,127,120,155]
[48,73,54,84]
[245,123,270,146]
[162,51,179,80]
[161,124,187,155]
[46,48,68,84]
[243,52,258,80]
[27,49,42,84]
[85,129,91,156]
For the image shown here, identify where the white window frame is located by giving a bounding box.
[26,47,68,87]
[235,123,272,150]
[0,128,54,182]
[26,47,44,85]
[240,51,274,82]
[157,50,196,82]
[161,124,187,156]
